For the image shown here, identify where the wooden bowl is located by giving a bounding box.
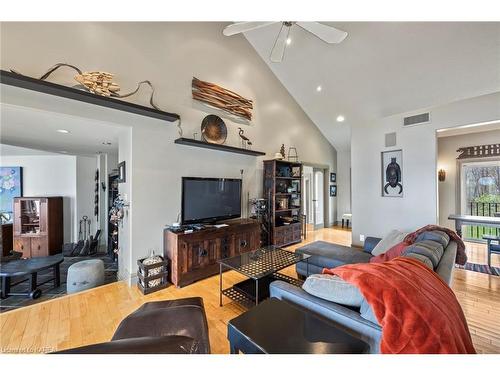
[201,115,227,144]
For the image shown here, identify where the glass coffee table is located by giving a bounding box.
[218,246,310,308]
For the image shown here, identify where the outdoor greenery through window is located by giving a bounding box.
[463,162,500,240]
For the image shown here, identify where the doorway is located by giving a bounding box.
[459,159,500,240]
[302,164,329,231]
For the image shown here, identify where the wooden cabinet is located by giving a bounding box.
[13,197,63,258]
[1,223,13,257]
[263,160,304,247]
[164,219,260,287]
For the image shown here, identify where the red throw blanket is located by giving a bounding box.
[404,225,467,265]
[324,257,476,354]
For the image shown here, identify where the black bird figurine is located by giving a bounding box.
[238,127,251,148]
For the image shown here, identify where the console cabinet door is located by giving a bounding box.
[235,231,251,254]
[184,238,220,271]
[31,237,49,258]
[14,237,31,258]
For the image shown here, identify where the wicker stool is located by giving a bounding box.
[67,259,105,294]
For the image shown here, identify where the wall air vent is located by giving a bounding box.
[403,112,430,126]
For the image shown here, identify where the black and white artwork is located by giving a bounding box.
[330,185,337,197]
[381,150,403,197]
[117,161,126,183]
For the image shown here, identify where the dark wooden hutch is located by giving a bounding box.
[263,160,303,247]
[13,197,63,258]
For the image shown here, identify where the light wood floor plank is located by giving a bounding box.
[0,227,498,353]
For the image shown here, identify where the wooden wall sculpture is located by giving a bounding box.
[192,77,253,121]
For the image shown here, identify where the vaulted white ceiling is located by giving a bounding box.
[243,22,500,151]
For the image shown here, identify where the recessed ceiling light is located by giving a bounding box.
[286,37,292,45]
[59,151,68,154]
[336,115,345,122]
[57,129,70,134]
[102,141,112,146]
[316,86,322,92]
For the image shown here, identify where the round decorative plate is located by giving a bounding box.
[201,115,227,144]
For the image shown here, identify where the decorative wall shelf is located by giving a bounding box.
[0,70,180,123]
[174,138,266,156]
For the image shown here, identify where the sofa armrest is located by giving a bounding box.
[363,237,381,254]
[269,281,381,352]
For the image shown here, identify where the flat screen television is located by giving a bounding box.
[181,177,242,224]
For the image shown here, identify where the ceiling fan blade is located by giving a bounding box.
[270,23,291,63]
[296,22,348,43]
[223,22,276,36]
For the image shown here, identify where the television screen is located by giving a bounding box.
[182,177,241,224]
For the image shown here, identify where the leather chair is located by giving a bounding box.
[54,297,210,354]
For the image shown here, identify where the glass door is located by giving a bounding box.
[313,169,325,230]
[460,160,500,240]
[20,199,41,235]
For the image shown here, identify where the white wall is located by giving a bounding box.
[337,150,351,222]
[1,145,111,244]
[351,92,500,246]
[438,129,500,230]
[0,22,339,280]
[0,147,77,242]
[75,155,98,239]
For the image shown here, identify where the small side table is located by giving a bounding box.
[227,298,370,354]
[483,234,500,267]
[342,213,352,228]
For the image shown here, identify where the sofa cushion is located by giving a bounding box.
[404,253,434,269]
[402,240,444,268]
[371,230,409,256]
[416,230,450,248]
[302,274,364,307]
[296,241,372,268]
[360,298,379,325]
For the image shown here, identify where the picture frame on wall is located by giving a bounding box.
[0,166,23,220]
[117,161,126,183]
[330,172,336,183]
[330,185,337,197]
[381,149,403,197]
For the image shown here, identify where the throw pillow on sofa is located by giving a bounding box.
[402,239,444,268]
[371,229,409,256]
[404,252,434,269]
[416,230,450,248]
[302,274,364,307]
[370,241,407,263]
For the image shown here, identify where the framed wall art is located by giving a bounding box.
[0,166,23,218]
[381,150,403,197]
[330,185,337,197]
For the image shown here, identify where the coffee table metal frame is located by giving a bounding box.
[218,246,310,308]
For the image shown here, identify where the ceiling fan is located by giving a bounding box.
[223,22,348,63]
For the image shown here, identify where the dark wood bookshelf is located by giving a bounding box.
[263,160,303,247]
[175,137,266,156]
[0,70,180,122]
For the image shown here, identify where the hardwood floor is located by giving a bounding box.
[1,227,499,354]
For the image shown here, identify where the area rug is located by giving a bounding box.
[0,254,118,313]
[456,262,500,276]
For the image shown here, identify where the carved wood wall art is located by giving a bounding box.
[457,144,500,159]
[11,63,162,111]
[191,77,253,121]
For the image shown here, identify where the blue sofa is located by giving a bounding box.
[269,237,458,353]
